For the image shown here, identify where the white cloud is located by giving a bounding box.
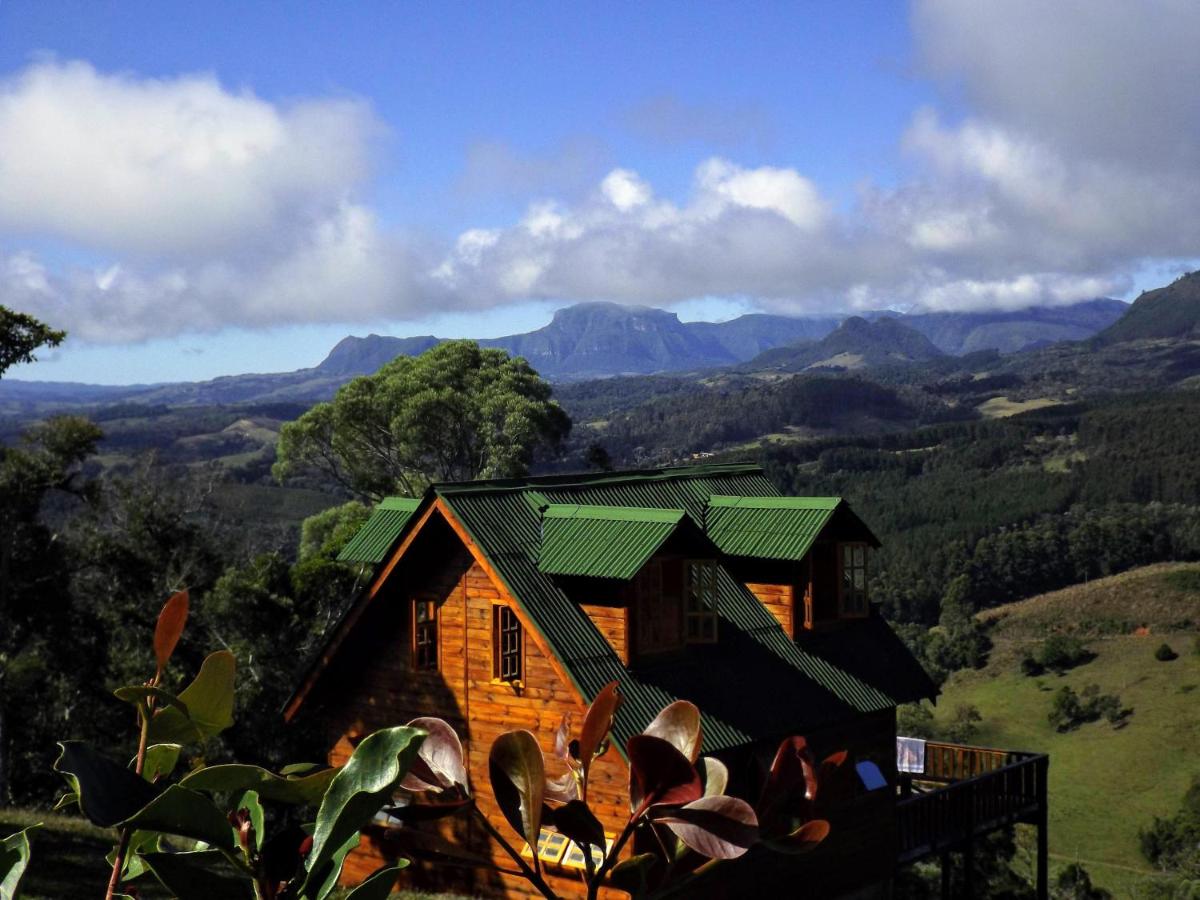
[432,2,1200,316]
[0,60,375,257]
[0,60,432,343]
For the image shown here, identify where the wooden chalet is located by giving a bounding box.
[286,464,1049,899]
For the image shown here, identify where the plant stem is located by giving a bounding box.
[586,814,638,900]
[471,805,558,900]
[104,698,153,900]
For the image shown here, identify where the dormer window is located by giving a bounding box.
[685,560,718,642]
[839,544,869,618]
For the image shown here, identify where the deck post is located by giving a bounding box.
[1036,755,1049,900]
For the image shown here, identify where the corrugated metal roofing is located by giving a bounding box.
[429,464,934,755]
[706,495,841,561]
[336,496,421,564]
[538,505,685,579]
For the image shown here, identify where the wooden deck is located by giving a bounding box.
[896,740,1049,898]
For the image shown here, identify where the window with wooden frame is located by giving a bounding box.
[634,559,683,655]
[839,544,869,618]
[412,597,438,671]
[493,604,523,682]
[684,560,719,643]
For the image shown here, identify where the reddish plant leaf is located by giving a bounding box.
[153,590,189,678]
[758,736,817,824]
[627,734,702,814]
[762,818,830,855]
[554,712,573,762]
[701,757,729,798]
[488,730,545,849]
[544,770,578,803]
[650,795,759,859]
[550,799,605,851]
[578,682,620,781]
[643,700,702,763]
[403,717,467,790]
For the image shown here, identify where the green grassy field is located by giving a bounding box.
[935,563,1200,896]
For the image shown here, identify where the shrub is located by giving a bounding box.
[1155,642,1180,662]
[897,701,936,739]
[942,704,983,744]
[1048,684,1129,732]
[1053,862,1112,899]
[1037,635,1093,674]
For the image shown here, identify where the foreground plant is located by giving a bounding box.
[40,590,432,900]
[380,682,844,899]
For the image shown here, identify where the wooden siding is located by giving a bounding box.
[746,581,794,637]
[309,509,630,898]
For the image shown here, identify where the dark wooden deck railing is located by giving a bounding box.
[896,740,1049,898]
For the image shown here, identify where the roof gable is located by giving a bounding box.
[706,495,841,561]
[336,496,421,564]
[537,504,686,579]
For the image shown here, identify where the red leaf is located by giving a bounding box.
[650,795,759,859]
[763,818,830,855]
[627,734,702,814]
[578,682,620,780]
[642,700,702,763]
[758,736,817,824]
[153,590,189,678]
[404,717,467,790]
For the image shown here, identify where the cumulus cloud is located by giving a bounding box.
[0,60,430,342]
[433,0,1200,315]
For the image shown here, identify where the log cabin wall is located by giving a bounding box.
[311,510,631,898]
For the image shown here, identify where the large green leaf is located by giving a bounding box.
[113,686,190,718]
[135,743,183,784]
[303,830,360,900]
[53,742,159,827]
[180,763,337,807]
[0,825,39,900]
[343,864,408,900]
[147,650,236,745]
[122,785,236,851]
[139,850,253,900]
[299,725,425,897]
[233,790,263,852]
[488,730,545,850]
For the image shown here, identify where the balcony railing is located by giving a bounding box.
[896,740,1049,898]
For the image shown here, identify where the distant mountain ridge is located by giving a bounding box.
[745,316,945,372]
[0,297,1128,413]
[884,298,1129,354]
[1095,271,1200,344]
[318,303,839,380]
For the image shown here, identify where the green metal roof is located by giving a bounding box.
[706,495,841,561]
[537,504,685,579]
[430,464,934,754]
[336,496,421,564]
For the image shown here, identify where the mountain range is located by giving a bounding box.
[0,296,1134,413]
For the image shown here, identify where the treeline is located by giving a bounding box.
[572,374,965,463]
[758,391,1200,623]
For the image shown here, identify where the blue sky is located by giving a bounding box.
[1,1,1198,383]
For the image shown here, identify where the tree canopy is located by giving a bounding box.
[0,306,66,379]
[273,340,571,499]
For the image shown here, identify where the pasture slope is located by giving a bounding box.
[934,563,1200,896]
